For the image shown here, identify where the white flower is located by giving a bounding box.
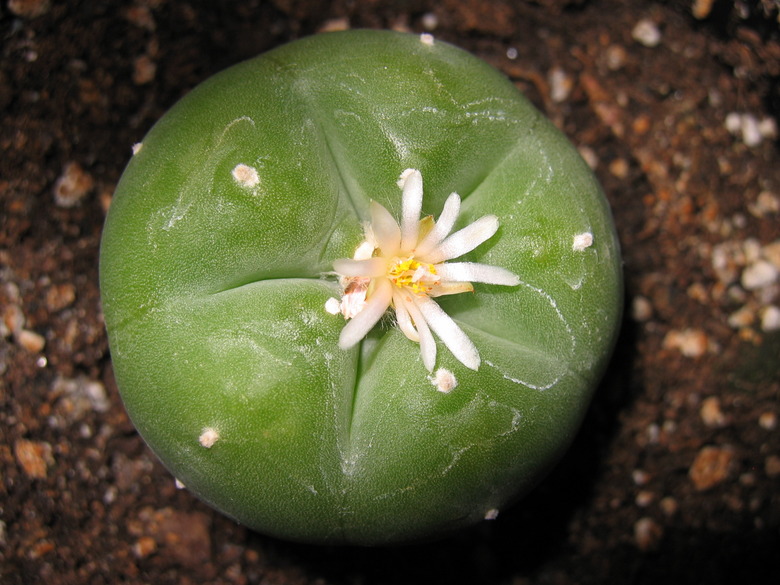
[330,169,519,372]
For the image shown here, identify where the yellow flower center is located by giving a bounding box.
[388,257,439,294]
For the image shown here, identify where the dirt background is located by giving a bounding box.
[2,0,779,583]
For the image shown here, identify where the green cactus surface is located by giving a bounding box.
[99,30,622,545]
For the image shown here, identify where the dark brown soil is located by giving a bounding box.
[2,1,779,584]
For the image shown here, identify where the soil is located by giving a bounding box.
[2,1,779,584]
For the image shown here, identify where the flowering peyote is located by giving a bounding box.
[100,30,622,545]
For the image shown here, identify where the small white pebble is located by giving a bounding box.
[318,17,350,33]
[760,305,780,331]
[632,19,661,47]
[324,297,341,315]
[757,284,778,306]
[548,67,573,103]
[199,427,220,448]
[726,113,769,147]
[133,54,157,85]
[132,142,143,155]
[692,0,715,19]
[711,241,745,285]
[727,305,755,329]
[763,241,780,270]
[663,328,709,358]
[232,164,260,188]
[420,33,434,46]
[758,411,777,431]
[635,490,654,507]
[632,469,651,486]
[687,282,708,303]
[572,232,594,251]
[17,329,45,353]
[103,485,117,504]
[743,238,762,263]
[609,158,630,179]
[758,117,777,140]
[484,508,499,520]
[634,517,662,551]
[421,12,438,31]
[741,114,763,147]
[750,191,780,217]
[646,423,660,445]
[430,368,458,393]
[604,44,627,71]
[54,161,94,207]
[174,478,186,489]
[700,396,727,428]
[632,296,653,322]
[506,47,518,60]
[742,260,778,290]
[725,112,743,134]
[732,213,748,229]
[3,303,24,335]
[83,380,110,413]
[578,145,599,170]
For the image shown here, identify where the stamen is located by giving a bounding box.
[388,257,440,294]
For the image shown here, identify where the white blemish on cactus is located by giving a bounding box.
[484,508,499,520]
[572,232,593,251]
[199,427,220,448]
[430,368,458,393]
[232,163,260,188]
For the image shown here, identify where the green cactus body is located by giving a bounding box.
[100,30,622,544]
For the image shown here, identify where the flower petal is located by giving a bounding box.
[429,282,474,297]
[400,169,423,251]
[422,215,499,264]
[435,262,520,286]
[414,192,460,256]
[353,240,376,260]
[403,293,437,371]
[392,289,419,342]
[412,295,480,370]
[338,278,392,349]
[417,215,435,241]
[370,201,401,254]
[333,257,387,278]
